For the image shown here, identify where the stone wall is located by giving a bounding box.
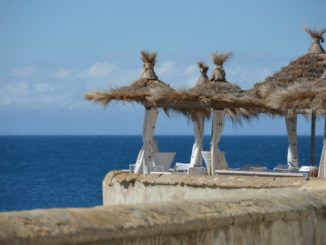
[0,188,326,244]
[1,171,326,244]
[103,171,324,205]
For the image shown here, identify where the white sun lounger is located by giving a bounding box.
[174,163,205,174]
[215,169,305,177]
[151,152,176,172]
[130,152,176,173]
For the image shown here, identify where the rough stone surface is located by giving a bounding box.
[1,171,326,244]
[103,171,325,205]
[0,189,326,245]
[105,171,314,189]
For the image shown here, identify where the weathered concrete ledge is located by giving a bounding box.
[104,171,318,189]
[1,189,326,244]
[103,171,325,205]
[2,172,326,244]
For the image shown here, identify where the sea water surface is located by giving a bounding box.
[0,135,323,212]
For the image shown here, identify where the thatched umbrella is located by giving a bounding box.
[148,62,211,173]
[252,27,326,168]
[208,53,244,175]
[268,72,326,177]
[153,55,266,116]
[153,53,265,175]
[170,62,210,172]
[191,62,211,169]
[85,51,175,174]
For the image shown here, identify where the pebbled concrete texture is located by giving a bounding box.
[1,171,326,245]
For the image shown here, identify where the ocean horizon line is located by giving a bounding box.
[0,134,323,137]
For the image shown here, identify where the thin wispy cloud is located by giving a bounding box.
[0,60,275,110]
[0,81,31,106]
[51,68,73,79]
[185,64,197,77]
[34,83,55,93]
[156,61,175,76]
[0,62,136,109]
[156,61,200,88]
[79,62,141,90]
[78,62,116,79]
[227,65,273,89]
[9,66,34,78]
[0,79,87,110]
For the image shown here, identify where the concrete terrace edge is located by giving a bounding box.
[103,171,320,189]
[103,171,326,206]
[0,189,326,244]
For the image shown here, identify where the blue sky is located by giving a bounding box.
[0,0,325,135]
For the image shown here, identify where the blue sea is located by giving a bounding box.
[0,135,323,212]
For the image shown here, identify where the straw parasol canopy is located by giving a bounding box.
[252,27,326,104]
[85,51,174,108]
[152,52,266,121]
[268,72,326,177]
[251,27,326,166]
[268,72,326,114]
[208,53,273,117]
[189,53,241,103]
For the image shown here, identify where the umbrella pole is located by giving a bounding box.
[134,108,158,174]
[318,116,326,178]
[190,115,204,168]
[209,109,227,176]
[324,116,326,146]
[285,113,299,168]
[310,112,316,166]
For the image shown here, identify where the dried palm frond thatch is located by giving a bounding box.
[304,27,326,43]
[210,52,232,82]
[152,54,268,122]
[251,27,326,106]
[198,61,209,72]
[208,53,269,115]
[140,50,157,64]
[152,57,242,109]
[85,51,173,108]
[148,61,212,121]
[140,51,158,80]
[267,75,326,114]
[211,52,232,66]
[196,62,209,85]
